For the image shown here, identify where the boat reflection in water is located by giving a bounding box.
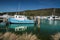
[41,18,60,26]
[8,24,34,32]
[15,26,27,31]
[48,20,57,25]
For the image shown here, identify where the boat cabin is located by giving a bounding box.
[14,15,28,20]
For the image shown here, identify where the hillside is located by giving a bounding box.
[0,8,60,16]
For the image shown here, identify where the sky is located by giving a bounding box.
[0,0,60,12]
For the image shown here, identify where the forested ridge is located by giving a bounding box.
[0,8,60,16]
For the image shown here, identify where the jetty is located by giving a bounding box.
[30,16,40,24]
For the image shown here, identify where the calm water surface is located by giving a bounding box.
[0,19,60,40]
[40,19,60,40]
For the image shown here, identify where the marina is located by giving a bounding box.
[0,14,60,40]
[0,0,60,40]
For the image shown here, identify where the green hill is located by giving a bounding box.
[1,8,60,16]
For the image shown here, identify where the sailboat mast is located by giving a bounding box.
[16,3,18,15]
[16,5,18,15]
[53,8,55,15]
[52,8,55,16]
[18,1,20,15]
[16,1,20,15]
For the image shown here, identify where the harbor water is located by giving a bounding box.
[0,19,60,40]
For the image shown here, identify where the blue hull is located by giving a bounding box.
[8,18,35,24]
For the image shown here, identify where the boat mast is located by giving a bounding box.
[16,3,18,15]
[16,1,20,15]
[52,8,55,16]
[53,8,55,15]
[23,11,25,15]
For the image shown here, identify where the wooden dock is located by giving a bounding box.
[29,16,40,28]
[29,16,40,24]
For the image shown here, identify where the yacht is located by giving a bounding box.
[8,15,35,23]
[48,15,60,20]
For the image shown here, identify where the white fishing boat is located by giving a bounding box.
[48,9,60,20]
[48,15,60,20]
[8,15,35,23]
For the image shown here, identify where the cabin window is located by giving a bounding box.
[53,17,55,18]
[19,16,21,18]
[16,16,17,18]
